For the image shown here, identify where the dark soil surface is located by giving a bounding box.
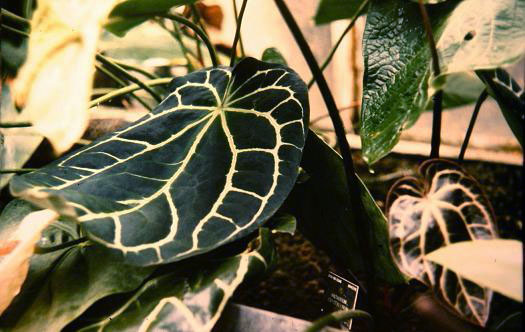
[233,151,523,330]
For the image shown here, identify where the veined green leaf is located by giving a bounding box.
[434,0,525,81]
[10,57,309,266]
[477,69,524,147]
[77,228,276,332]
[387,159,498,326]
[360,0,455,164]
[261,47,287,66]
[314,0,368,25]
[105,0,197,36]
[426,239,523,303]
[284,132,406,285]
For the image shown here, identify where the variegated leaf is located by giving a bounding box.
[386,159,497,326]
[77,228,276,332]
[10,57,309,266]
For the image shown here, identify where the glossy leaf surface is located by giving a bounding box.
[11,57,309,266]
[360,0,454,164]
[426,239,523,302]
[387,159,498,326]
[78,228,276,332]
[284,132,406,285]
[477,69,524,147]
[314,0,368,25]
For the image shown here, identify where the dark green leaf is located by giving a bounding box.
[261,47,287,66]
[314,0,368,25]
[10,57,309,266]
[284,132,406,285]
[360,0,455,164]
[266,213,296,235]
[386,159,498,326]
[476,69,524,147]
[77,228,276,332]
[105,0,197,36]
[425,72,485,110]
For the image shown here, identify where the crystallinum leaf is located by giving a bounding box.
[386,159,498,326]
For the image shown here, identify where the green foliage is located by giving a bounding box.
[10,58,309,266]
[284,132,406,285]
[360,0,455,164]
[477,69,524,147]
[314,0,368,25]
[387,159,498,326]
[105,0,197,36]
[426,72,485,110]
[261,47,287,66]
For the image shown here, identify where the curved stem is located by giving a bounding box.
[2,24,30,37]
[418,0,442,158]
[232,0,246,57]
[273,0,376,307]
[161,13,218,67]
[0,168,38,174]
[96,53,162,103]
[458,90,488,162]
[230,0,248,67]
[95,63,152,111]
[88,78,172,108]
[35,236,88,254]
[0,122,32,128]
[304,309,373,332]
[307,0,368,89]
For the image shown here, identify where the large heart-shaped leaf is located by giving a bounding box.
[76,228,276,332]
[477,68,524,148]
[10,57,309,266]
[360,0,455,164]
[387,159,498,326]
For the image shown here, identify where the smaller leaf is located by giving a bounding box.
[0,208,59,315]
[426,72,485,110]
[314,0,368,25]
[261,47,287,66]
[426,239,523,302]
[476,69,524,147]
[267,213,297,235]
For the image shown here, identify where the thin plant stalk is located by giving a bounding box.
[2,9,31,25]
[0,122,32,128]
[305,309,373,332]
[418,0,443,158]
[458,90,488,162]
[0,168,38,174]
[35,236,89,254]
[161,13,218,67]
[95,63,153,111]
[2,24,30,37]
[159,19,196,71]
[230,0,248,67]
[88,78,172,108]
[96,54,162,103]
[307,0,368,89]
[273,0,376,305]
[23,0,33,19]
[232,0,246,57]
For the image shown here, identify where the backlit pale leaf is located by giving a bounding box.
[426,239,523,302]
[12,0,118,154]
[10,57,309,266]
[387,159,498,326]
[77,228,276,332]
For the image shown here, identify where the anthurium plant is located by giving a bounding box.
[0,0,522,331]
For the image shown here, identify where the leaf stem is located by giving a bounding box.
[273,0,376,307]
[304,309,373,332]
[230,0,248,67]
[0,168,38,174]
[1,9,31,25]
[1,24,30,37]
[0,122,32,128]
[95,63,153,111]
[88,78,172,108]
[96,53,162,103]
[35,236,89,254]
[232,0,246,57]
[307,0,368,89]
[161,13,218,67]
[417,0,442,158]
[458,90,488,162]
